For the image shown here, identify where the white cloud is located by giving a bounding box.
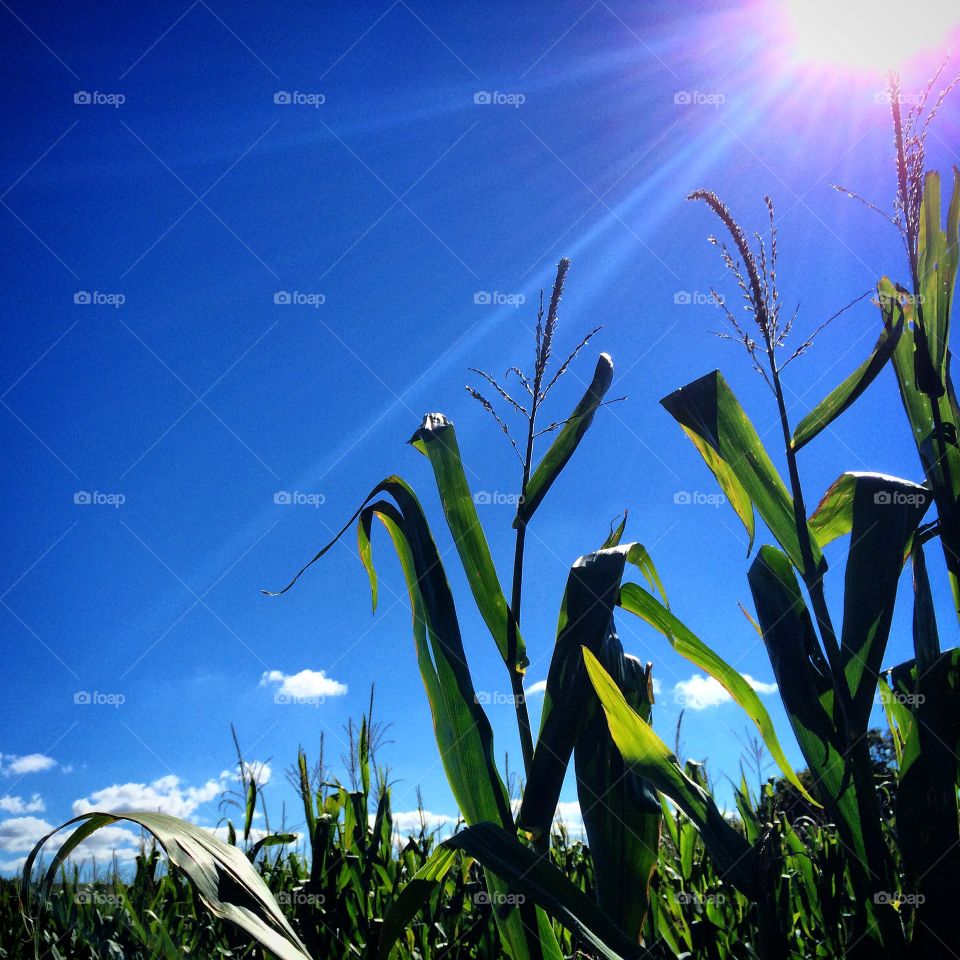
[1,753,57,776]
[387,810,458,836]
[525,680,547,696]
[651,677,663,696]
[673,673,777,710]
[553,801,585,837]
[0,816,141,872]
[261,669,347,702]
[72,772,230,819]
[0,794,44,814]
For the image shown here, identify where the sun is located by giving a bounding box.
[786,0,960,71]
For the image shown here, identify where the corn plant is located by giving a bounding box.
[584,71,960,960]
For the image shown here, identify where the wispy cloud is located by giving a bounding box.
[0,753,57,776]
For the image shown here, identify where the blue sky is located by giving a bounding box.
[3,0,960,869]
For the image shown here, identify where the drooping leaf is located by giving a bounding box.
[747,546,903,957]
[583,648,760,897]
[445,822,647,960]
[410,413,527,673]
[518,545,639,842]
[791,313,903,451]
[617,582,816,804]
[22,812,313,960]
[747,547,861,858]
[661,369,824,573]
[575,654,661,942]
[515,353,614,527]
[837,474,931,725]
[266,477,558,960]
[892,639,960,955]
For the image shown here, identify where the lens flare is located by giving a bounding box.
[786,0,960,70]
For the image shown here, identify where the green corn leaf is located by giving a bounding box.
[575,654,661,942]
[809,472,859,547]
[410,413,527,673]
[22,812,313,960]
[515,353,614,527]
[892,639,960,953]
[600,510,628,549]
[661,369,824,573]
[884,172,960,616]
[445,822,647,960]
[791,312,903,451]
[297,748,315,845]
[837,474,931,725]
[267,477,559,960]
[747,547,865,865]
[518,545,638,842]
[618,581,817,804]
[376,846,459,960]
[583,647,760,897]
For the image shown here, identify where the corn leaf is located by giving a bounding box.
[837,474,931,725]
[661,369,824,573]
[791,313,903,451]
[410,413,527,673]
[515,353,614,527]
[22,812,313,960]
[518,546,638,841]
[575,654,661,941]
[445,822,647,960]
[618,581,817,804]
[583,648,760,897]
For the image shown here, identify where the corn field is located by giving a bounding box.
[13,71,960,960]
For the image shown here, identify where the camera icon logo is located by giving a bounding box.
[74,491,92,505]
[674,291,692,305]
[74,291,91,305]
[274,91,291,104]
[74,91,91,104]
[274,491,292,505]
[673,491,692,505]
[473,91,491,105]
[274,291,291,305]
[874,491,892,505]
[674,91,692,104]
[74,691,91,704]
[473,291,491,305]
